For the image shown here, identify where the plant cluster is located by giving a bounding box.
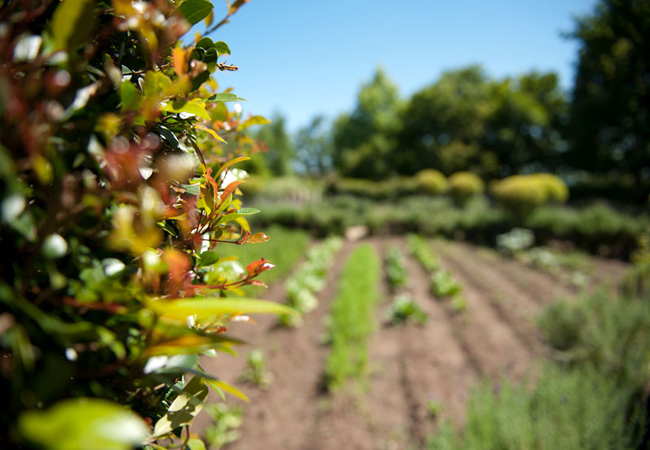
[430,271,462,299]
[407,234,440,271]
[0,0,295,448]
[385,246,408,290]
[496,228,535,255]
[203,402,243,450]
[386,293,428,326]
[280,236,343,326]
[429,289,650,449]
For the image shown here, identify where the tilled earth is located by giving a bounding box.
[196,237,626,450]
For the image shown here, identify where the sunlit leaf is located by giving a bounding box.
[205,379,249,402]
[179,0,214,25]
[120,81,143,112]
[208,93,246,103]
[162,100,211,121]
[196,125,226,143]
[214,41,231,56]
[147,297,298,323]
[152,376,209,437]
[18,398,148,450]
[214,156,250,179]
[238,115,271,131]
[236,207,260,216]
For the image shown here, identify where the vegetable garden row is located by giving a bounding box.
[193,229,644,450]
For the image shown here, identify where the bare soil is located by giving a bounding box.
[196,237,628,450]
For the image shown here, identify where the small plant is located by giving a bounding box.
[387,294,428,325]
[239,349,274,389]
[430,270,463,298]
[407,234,440,272]
[203,403,244,450]
[450,294,467,313]
[386,246,409,290]
[496,228,535,255]
[426,399,445,419]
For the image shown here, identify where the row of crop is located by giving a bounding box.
[385,246,428,325]
[278,236,343,326]
[408,235,467,313]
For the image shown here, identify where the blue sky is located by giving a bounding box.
[200,0,597,133]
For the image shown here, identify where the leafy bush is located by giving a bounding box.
[0,1,295,448]
[491,173,568,214]
[537,299,585,351]
[415,169,448,195]
[386,293,428,325]
[430,270,463,298]
[448,172,485,204]
[386,246,408,290]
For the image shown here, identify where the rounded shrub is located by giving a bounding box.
[448,172,485,204]
[415,169,448,195]
[491,173,568,214]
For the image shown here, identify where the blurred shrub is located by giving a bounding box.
[496,228,535,255]
[430,271,462,298]
[491,173,568,214]
[448,172,485,204]
[386,247,408,290]
[415,169,448,195]
[386,294,428,325]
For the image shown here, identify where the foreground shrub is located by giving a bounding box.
[0,1,292,448]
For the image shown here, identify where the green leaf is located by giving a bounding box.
[120,81,143,112]
[188,438,207,450]
[236,207,260,216]
[143,71,172,98]
[179,0,214,25]
[51,0,96,52]
[181,183,201,196]
[153,376,209,437]
[215,41,231,55]
[18,398,148,450]
[162,100,211,121]
[195,37,214,49]
[208,93,246,103]
[198,250,220,267]
[148,298,298,323]
[205,378,249,402]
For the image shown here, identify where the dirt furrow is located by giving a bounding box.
[428,248,537,382]
[197,240,356,450]
[433,242,548,354]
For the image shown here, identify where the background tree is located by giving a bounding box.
[332,67,401,179]
[295,115,332,176]
[567,0,650,183]
[256,112,296,176]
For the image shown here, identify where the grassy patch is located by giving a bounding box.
[218,225,309,295]
[324,243,381,391]
[428,290,650,449]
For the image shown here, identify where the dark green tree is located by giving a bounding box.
[568,0,650,182]
[332,67,401,179]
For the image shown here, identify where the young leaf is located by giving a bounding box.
[178,0,214,25]
[162,100,211,121]
[198,251,220,267]
[215,156,250,180]
[214,41,231,55]
[152,376,209,437]
[205,379,249,402]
